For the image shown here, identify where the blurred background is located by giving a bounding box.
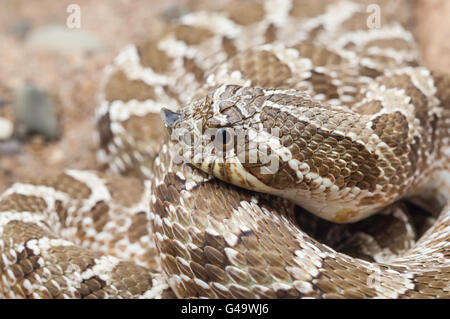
[0,0,449,192]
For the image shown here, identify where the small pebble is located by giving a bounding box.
[0,139,22,156]
[14,84,60,140]
[11,21,31,38]
[0,99,7,108]
[0,117,13,140]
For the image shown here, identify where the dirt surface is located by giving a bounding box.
[0,0,449,193]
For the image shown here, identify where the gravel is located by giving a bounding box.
[0,117,13,140]
[0,139,22,156]
[14,84,60,140]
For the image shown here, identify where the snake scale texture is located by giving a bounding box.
[1,0,450,298]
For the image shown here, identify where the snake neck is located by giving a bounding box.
[411,72,450,212]
[433,70,450,167]
[432,110,450,206]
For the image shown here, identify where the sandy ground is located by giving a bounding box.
[0,0,449,193]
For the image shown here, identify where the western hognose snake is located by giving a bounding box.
[1,0,450,298]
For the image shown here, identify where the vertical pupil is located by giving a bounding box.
[221,129,229,144]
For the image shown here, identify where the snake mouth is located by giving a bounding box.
[161,108,181,134]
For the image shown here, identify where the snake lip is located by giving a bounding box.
[161,108,181,133]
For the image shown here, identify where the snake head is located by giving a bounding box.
[161,84,392,223]
[161,84,292,192]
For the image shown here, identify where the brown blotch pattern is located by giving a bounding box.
[309,70,339,100]
[104,70,156,102]
[224,0,266,25]
[359,65,382,79]
[28,173,92,200]
[110,262,154,297]
[230,51,292,88]
[97,111,113,151]
[289,0,331,18]
[122,112,167,146]
[222,36,238,59]
[0,194,47,213]
[103,175,145,208]
[2,221,55,245]
[174,24,214,46]
[371,112,409,157]
[293,42,343,67]
[371,111,417,192]
[380,74,429,125]
[162,85,182,104]
[358,54,399,79]
[55,200,68,227]
[432,71,450,109]
[364,38,412,52]
[183,57,205,82]
[91,201,109,233]
[264,24,278,44]
[340,12,375,33]
[353,100,383,115]
[137,40,173,73]
[248,106,381,191]
[50,245,99,267]
[313,256,376,298]
[267,92,324,108]
[78,276,107,298]
[128,212,149,243]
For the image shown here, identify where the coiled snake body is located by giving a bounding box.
[1,0,450,298]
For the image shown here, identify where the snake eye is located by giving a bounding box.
[218,128,232,145]
[213,128,234,150]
